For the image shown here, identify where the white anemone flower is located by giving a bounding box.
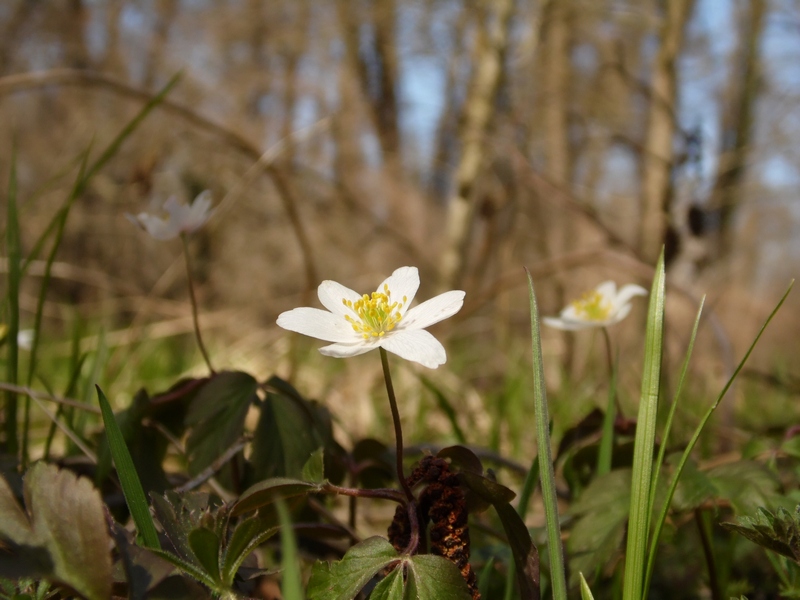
[127,191,213,240]
[277,266,465,369]
[17,329,34,351]
[543,281,648,331]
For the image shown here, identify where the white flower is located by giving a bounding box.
[17,329,34,351]
[543,281,648,331]
[277,266,465,369]
[127,191,213,240]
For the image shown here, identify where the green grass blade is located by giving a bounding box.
[642,296,704,590]
[579,572,596,599]
[642,281,793,592]
[95,385,160,550]
[623,250,666,600]
[276,499,303,600]
[420,376,467,444]
[4,148,20,456]
[525,269,567,600]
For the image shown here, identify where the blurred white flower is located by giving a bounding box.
[277,266,465,369]
[543,281,648,331]
[17,329,34,351]
[127,190,213,240]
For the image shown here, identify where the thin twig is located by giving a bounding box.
[0,382,100,414]
[30,395,97,462]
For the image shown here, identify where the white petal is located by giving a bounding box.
[318,280,362,316]
[542,316,594,331]
[594,281,617,300]
[400,290,465,330]
[557,304,585,322]
[319,342,375,358]
[276,307,357,343]
[612,284,648,311]
[379,329,447,368]
[379,267,419,315]
[134,213,178,240]
[607,303,633,325]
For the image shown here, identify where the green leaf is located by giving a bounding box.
[251,388,325,481]
[568,469,632,585]
[307,536,399,599]
[525,269,567,600]
[623,250,666,600]
[707,461,781,514]
[722,506,800,563]
[0,463,112,600]
[494,502,540,600]
[188,528,222,585]
[96,385,160,549]
[302,448,326,484]
[185,371,257,475]
[459,470,516,506]
[233,477,322,517]
[221,516,279,586]
[404,554,473,599]
[371,567,406,600]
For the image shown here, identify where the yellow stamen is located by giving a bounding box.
[342,287,405,339]
[571,290,612,321]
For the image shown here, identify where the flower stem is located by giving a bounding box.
[379,348,414,502]
[181,234,215,374]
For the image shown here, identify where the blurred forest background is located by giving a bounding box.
[1,0,799,444]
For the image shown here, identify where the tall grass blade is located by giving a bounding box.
[642,281,793,592]
[95,385,160,550]
[276,499,303,600]
[622,250,666,600]
[641,297,704,590]
[525,269,567,600]
[4,148,20,456]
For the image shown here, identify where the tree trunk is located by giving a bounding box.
[639,0,695,264]
[438,0,514,291]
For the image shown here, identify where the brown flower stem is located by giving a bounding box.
[181,234,215,374]
[380,347,415,502]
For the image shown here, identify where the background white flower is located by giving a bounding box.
[543,281,648,330]
[127,190,213,240]
[277,266,465,368]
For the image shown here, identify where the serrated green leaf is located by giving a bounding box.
[307,536,398,599]
[568,469,631,585]
[188,528,221,584]
[707,461,781,514]
[0,463,112,600]
[97,385,160,550]
[185,371,257,475]
[722,505,800,563]
[302,448,325,484]
[150,549,220,590]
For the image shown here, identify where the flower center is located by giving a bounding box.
[343,284,407,339]
[571,290,612,321]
